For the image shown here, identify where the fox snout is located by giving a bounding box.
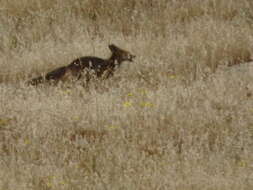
[122,51,135,62]
[128,54,136,62]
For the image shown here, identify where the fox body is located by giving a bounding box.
[28,44,135,85]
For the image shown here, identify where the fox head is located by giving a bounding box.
[109,44,135,63]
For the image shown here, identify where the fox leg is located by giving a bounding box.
[104,68,114,79]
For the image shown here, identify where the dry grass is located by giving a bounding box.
[0,0,253,189]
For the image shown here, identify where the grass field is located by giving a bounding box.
[0,0,253,189]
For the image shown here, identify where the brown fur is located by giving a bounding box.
[27,44,135,86]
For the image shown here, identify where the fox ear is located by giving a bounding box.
[109,44,118,52]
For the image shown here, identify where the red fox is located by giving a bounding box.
[27,44,135,85]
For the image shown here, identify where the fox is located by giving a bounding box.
[27,44,135,86]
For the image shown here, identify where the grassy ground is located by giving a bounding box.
[0,0,253,189]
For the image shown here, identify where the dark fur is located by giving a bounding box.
[27,44,135,86]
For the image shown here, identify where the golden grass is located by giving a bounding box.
[0,0,253,189]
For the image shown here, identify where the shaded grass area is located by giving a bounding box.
[0,0,253,189]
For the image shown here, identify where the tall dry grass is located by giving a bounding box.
[0,0,253,189]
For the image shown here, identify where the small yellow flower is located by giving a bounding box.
[106,125,120,130]
[0,118,11,127]
[59,180,66,185]
[169,75,176,79]
[72,116,80,121]
[24,138,31,145]
[238,161,247,167]
[123,101,132,107]
[140,102,154,107]
[65,89,72,94]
